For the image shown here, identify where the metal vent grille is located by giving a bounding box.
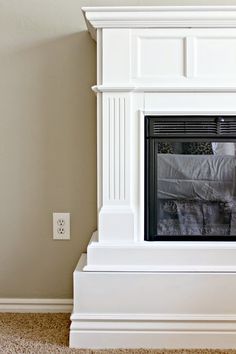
[147,116,236,137]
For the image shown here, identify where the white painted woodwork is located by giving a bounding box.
[132,30,186,82]
[82,6,236,35]
[85,232,236,272]
[70,255,236,349]
[103,29,131,84]
[145,93,236,112]
[102,28,236,85]
[196,36,236,78]
[98,92,135,242]
[0,299,72,313]
[71,6,236,348]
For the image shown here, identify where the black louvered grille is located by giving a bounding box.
[220,121,236,134]
[147,116,236,137]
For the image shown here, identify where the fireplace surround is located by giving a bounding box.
[70,6,236,349]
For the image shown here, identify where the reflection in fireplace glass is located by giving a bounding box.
[157,142,236,237]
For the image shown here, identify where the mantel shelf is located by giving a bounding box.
[82,6,236,40]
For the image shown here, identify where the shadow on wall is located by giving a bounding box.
[0,30,97,298]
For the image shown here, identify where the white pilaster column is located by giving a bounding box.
[98,92,134,242]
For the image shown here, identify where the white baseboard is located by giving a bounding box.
[0,298,73,313]
[70,313,236,349]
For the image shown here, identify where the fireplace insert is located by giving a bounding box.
[145,116,236,241]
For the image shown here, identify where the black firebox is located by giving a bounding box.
[145,116,236,241]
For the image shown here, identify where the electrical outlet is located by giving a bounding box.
[53,213,70,240]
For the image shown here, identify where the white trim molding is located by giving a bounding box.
[92,84,236,93]
[0,298,73,313]
[71,313,236,349]
[82,6,236,40]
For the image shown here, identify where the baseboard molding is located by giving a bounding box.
[70,312,236,349]
[0,298,73,313]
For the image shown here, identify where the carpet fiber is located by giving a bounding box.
[0,313,236,353]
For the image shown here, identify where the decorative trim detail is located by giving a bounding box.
[71,311,236,338]
[0,298,73,313]
[93,85,236,93]
[70,317,236,349]
[185,36,196,78]
[70,311,236,348]
[83,6,236,40]
[71,313,236,322]
[85,232,236,272]
[84,264,236,272]
[105,95,127,202]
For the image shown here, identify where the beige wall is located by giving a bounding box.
[1,0,236,299]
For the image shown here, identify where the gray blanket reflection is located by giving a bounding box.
[157,200,235,236]
[157,154,236,236]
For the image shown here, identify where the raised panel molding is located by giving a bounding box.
[99,27,236,87]
[196,36,236,78]
[132,30,187,82]
[131,28,236,84]
[135,36,185,79]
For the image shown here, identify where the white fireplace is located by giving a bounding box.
[70,6,236,349]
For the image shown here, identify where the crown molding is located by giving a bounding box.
[82,6,236,40]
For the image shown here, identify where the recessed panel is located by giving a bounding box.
[196,38,236,78]
[136,37,185,79]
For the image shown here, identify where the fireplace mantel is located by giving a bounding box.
[70,6,236,349]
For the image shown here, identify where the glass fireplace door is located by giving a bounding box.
[145,116,236,241]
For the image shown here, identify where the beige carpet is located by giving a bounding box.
[0,313,235,354]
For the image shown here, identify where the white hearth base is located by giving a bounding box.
[70,254,236,349]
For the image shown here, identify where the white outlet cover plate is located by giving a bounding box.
[53,213,70,240]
